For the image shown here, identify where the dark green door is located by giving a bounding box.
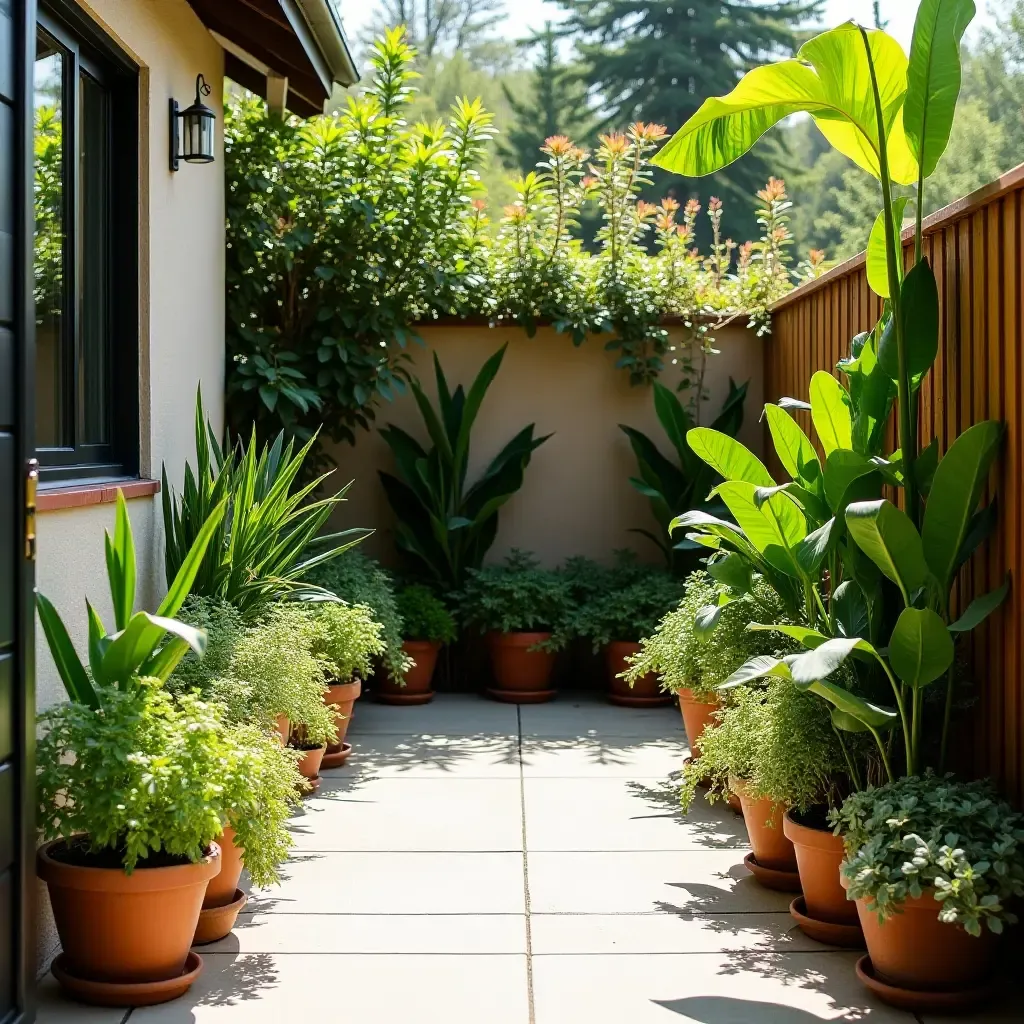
[1,1,37,1022]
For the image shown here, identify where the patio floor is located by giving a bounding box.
[35,693,1022,1023]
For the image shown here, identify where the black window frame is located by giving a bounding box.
[34,1,138,486]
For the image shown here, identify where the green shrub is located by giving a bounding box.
[37,682,298,876]
[624,570,786,699]
[833,775,1024,936]
[680,680,851,815]
[306,601,386,683]
[308,552,410,681]
[396,585,457,644]
[458,550,571,640]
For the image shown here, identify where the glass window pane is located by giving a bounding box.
[33,28,67,448]
[79,70,109,445]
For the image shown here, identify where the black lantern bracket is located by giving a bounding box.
[170,73,216,172]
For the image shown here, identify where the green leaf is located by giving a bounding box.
[904,0,977,178]
[838,326,897,458]
[716,481,805,577]
[809,372,853,457]
[866,197,909,298]
[706,551,752,593]
[718,654,795,691]
[686,427,774,487]
[823,449,881,514]
[789,637,862,683]
[36,594,97,708]
[846,499,930,604]
[753,483,830,525]
[915,437,940,496]
[921,420,1004,592]
[793,517,837,576]
[747,622,829,650]
[949,577,1010,633]
[157,498,228,618]
[831,707,880,733]
[888,607,954,689]
[109,491,137,631]
[652,380,697,475]
[86,601,110,687]
[652,22,918,184]
[764,404,822,493]
[803,678,899,730]
[879,259,939,381]
[833,580,870,639]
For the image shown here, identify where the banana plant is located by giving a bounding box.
[620,378,748,573]
[379,345,551,591]
[37,490,227,709]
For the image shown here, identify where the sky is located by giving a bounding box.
[340,1,999,54]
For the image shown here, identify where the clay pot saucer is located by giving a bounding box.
[375,689,434,706]
[855,955,997,1012]
[744,852,802,893]
[790,896,864,949]
[193,889,247,946]
[486,687,556,704]
[51,950,203,1007]
[321,742,353,769]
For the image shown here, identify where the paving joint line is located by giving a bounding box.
[517,705,536,1024]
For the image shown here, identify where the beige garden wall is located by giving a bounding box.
[328,322,764,570]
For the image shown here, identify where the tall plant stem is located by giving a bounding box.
[834,727,863,792]
[939,663,956,770]
[861,27,918,526]
[875,653,913,775]
[868,723,895,783]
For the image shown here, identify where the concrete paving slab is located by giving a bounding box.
[519,696,681,738]
[523,776,747,851]
[34,973,127,1023]
[248,851,525,915]
[349,694,519,736]
[131,953,530,1023]
[199,912,526,954]
[531,951,915,1023]
[337,733,521,779]
[520,736,687,778]
[528,850,791,915]
[530,911,841,954]
[289,777,524,851]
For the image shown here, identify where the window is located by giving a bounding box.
[33,4,138,483]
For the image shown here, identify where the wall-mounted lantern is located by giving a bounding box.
[170,74,216,172]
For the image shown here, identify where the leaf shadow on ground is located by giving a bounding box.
[653,994,870,1022]
[624,775,749,850]
[188,936,279,1008]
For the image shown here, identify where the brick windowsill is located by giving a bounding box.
[38,478,161,512]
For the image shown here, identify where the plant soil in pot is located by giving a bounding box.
[605,642,672,707]
[784,807,862,947]
[729,776,800,892]
[376,640,441,705]
[38,839,221,998]
[194,826,248,946]
[486,631,556,703]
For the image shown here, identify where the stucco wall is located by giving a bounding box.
[327,322,764,570]
[34,0,225,970]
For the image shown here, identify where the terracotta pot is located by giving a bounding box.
[203,826,244,910]
[324,679,361,748]
[274,714,289,745]
[855,890,1000,992]
[605,642,673,707]
[37,839,220,986]
[376,640,440,705]
[294,744,326,781]
[678,688,721,756]
[729,776,797,872]
[486,631,556,702]
[783,810,858,926]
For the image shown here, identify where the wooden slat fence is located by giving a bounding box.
[767,164,1024,802]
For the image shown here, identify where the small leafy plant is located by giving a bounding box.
[306,602,386,684]
[379,346,550,591]
[396,585,457,644]
[458,550,571,640]
[832,775,1024,936]
[308,551,411,682]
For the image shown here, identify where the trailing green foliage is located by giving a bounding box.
[162,391,367,618]
[621,378,748,571]
[306,602,386,684]
[379,346,550,590]
[623,571,787,700]
[36,490,225,709]
[833,774,1024,936]
[37,682,299,876]
[307,552,410,681]
[396,585,457,644]
[224,28,813,449]
[458,550,571,641]
[680,680,854,815]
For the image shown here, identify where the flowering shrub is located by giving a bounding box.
[224,27,821,447]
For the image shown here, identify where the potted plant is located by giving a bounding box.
[35,492,229,1005]
[833,775,1024,1005]
[376,585,457,704]
[306,601,386,765]
[459,550,571,703]
[566,563,683,706]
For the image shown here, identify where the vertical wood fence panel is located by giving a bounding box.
[766,165,1024,802]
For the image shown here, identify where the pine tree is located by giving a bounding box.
[556,0,825,239]
[498,22,592,171]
